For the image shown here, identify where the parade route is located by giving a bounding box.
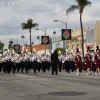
[0,71,100,100]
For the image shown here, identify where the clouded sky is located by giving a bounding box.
[0,0,100,49]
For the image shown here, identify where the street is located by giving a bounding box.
[0,70,100,100]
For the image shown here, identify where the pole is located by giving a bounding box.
[45,29,46,54]
[66,22,67,48]
[17,40,18,44]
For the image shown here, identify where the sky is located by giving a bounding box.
[0,0,100,49]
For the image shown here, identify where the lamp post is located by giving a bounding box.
[54,20,67,48]
[35,28,46,54]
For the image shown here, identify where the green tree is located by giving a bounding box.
[21,18,38,53]
[8,40,13,49]
[31,42,34,45]
[66,0,91,57]
[37,36,40,43]
[21,35,25,45]
[0,42,4,52]
[53,31,56,37]
[9,40,13,45]
[55,47,66,55]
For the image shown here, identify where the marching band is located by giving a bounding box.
[0,45,100,75]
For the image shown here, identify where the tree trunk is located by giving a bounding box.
[38,39,40,43]
[23,38,24,45]
[80,13,84,59]
[29,29,32,54]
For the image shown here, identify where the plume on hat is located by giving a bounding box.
[96,45,99,51]
[87,46,90,52]
[76,48,79,53]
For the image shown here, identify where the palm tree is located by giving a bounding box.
[66,0,91,57]
[21,18,38,53]
[53,31,56,37]
[37,36,40,43]
[0,42,4,51]
[8,44,12,49]
[9,40,13,45]
[31,42,34,45]
[21,35,25,45]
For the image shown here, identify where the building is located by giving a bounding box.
[22,44,49,54]
[49,36,66,52]
[84,20,100,54]
[66,26,89,55]
[84,29,94,54]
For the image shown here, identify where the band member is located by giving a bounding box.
[31,52,37,74]
[11,54,17,74]
[91,52,96,73]
[74,48,82,75]
[46,54,51,71]
[6,53,11,73]
[41,53,47,73]
[84,47,92,75]
[64,52,70,73]
[58,51,62,72]
[51,50,59,75]
[0,55,2,72]
[16,54,21,72]
[69,53,75,72]
[2,54,7,73]
[37,54,41,72]
[94,45,100,74]
[24,53,29,73]
[20,54,25,73]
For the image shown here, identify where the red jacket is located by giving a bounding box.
[84,54,92,68]
[94,53,100,68]
[75,55,82,68]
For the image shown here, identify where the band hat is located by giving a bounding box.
[58,50,61,54]
[51,50,54,53]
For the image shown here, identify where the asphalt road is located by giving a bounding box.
[0,70,100,100]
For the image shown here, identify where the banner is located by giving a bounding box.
[41,36,49,44]
[62,29,71,40]
[14,44,20,51]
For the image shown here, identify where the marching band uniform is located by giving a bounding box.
[6,54,12,73]
[91,52,96,72]
[11,55,17,74]
[41,53,47,73]
[31,52,37,74]
[69,53,75,72]
[0,56,2,72]
[37,55,41,72]
[94,46,100,74]
[58,53,62,72]
[24,54,29,73]
[2,55,7,73]
[46,54,51,71]
[64,52,70,73]
[16,55,20,72]
[74,48,82,75]
[84,47,92,75]
[20,55,25,73]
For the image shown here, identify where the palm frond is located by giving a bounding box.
[37,36,40,39]
[32,23,38,28]
[76,0,91,9]
[21,35,25,38]
[83,1,92,8]
[66,5,79,14]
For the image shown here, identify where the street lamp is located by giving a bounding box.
[54,20,67,47]
[35,28,46,54]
